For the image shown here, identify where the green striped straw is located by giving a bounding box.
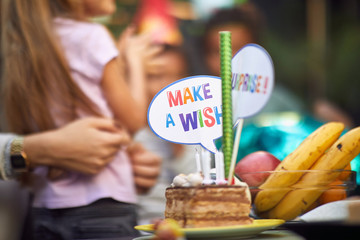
[219,31,233,180]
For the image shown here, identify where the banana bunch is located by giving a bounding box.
[253,122,360,220]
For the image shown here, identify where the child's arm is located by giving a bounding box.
[102,28,162,134]
[101,57,146,134]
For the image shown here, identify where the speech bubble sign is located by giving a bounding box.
[231,44,274,122]
[148,75,222,153]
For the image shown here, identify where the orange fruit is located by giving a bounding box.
[337,163,352,181]
[318,180,347,205]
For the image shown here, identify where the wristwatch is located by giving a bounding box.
[10,137,29,173]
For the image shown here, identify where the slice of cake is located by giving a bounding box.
[164,174,253,228]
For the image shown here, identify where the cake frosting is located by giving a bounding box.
[171,173,203,187]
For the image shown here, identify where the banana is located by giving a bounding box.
[266,126,360,220]
[254,122,345,212]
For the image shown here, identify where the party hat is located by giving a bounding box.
[133,0,183,45]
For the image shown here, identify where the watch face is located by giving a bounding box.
[10,154,27,170]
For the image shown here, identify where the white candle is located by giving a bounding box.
[195,147,202,173]
[215,152,221,183]
[201,148,212,185]
[215,151,226,184]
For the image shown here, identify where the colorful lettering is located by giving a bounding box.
[166,113,175,128]
[214,106,222,125]
[167,90,183,107]
[183,87,194,104]
[179,111,198,132]
[203,83,213,99]
[256,75,262,93]
[231,73,238,89]
[197,109,204,128]
[192,85,204,102]
[167,83,214,107]
[179,106,222,132]
[203,107,215,127]
[263,76,268,94]
[242,74,248,91]
[231,72,268,95]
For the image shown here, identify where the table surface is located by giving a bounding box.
[82,221,360,239]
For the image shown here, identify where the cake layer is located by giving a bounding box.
[165,185,253,228]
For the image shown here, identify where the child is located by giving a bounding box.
[0,0,160,238]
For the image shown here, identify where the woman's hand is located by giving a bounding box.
[24,117,130,175]
[127,142,162,194]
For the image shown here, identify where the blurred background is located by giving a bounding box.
[98,0,360,185]
[101,0,360,127]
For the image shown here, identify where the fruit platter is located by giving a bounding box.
[235,121,359,221]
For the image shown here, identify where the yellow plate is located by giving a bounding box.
[135,219,285,239]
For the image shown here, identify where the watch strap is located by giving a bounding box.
[10,137,29,173]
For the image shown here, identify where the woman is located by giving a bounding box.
[1,0,161,238]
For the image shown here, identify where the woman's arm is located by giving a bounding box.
[25,117,130,173]
[0,117,130,180]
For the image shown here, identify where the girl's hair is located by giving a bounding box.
[0,0,100,134]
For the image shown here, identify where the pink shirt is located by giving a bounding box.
[32,18,137,209]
